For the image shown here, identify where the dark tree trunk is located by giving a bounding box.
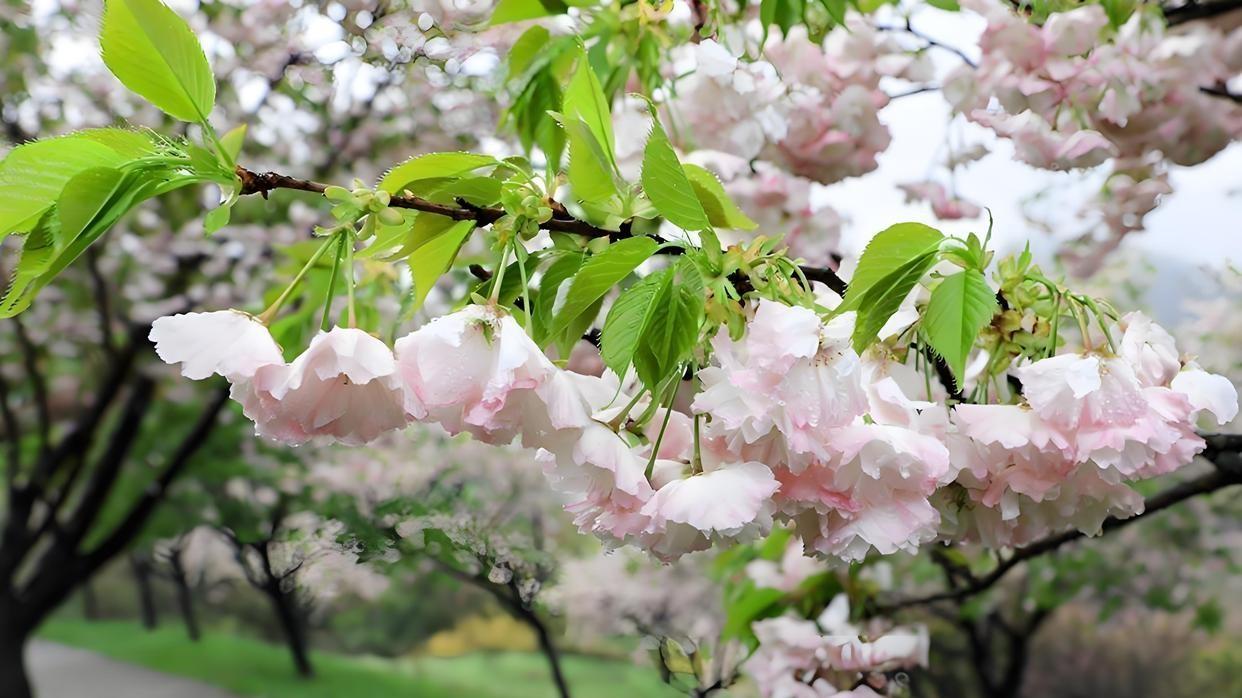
[0,612,32,698]
[168,552,200,642]
[265,585,314,678]
[521,607,571,698]
[129,553,159,630]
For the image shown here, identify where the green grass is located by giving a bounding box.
[40,619,683,698]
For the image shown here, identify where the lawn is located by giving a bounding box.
[39,619,685,698]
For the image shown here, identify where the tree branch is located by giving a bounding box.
[234,165,850,295]
[11,316,50,452]
[1163,0,1242,25]
[874,456,1241,614]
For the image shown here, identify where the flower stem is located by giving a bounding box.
[320,234,346,331]
[489,245,511,305]
[258,234,337,325]
[345,229,357,328]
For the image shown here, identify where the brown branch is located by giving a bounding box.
[11,317,50,451]
[1199,85,1242,104]
[1163,0,1242,25]
[80,386,230,571]
[873,458,1241,614]
[234,165,850,294]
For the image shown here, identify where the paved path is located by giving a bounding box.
[28,640,237,698]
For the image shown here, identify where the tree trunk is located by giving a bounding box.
[0,620,32,698]
[129,553,159,630]
[523,608,571,698]
[266,585,314,678]
[168,554,200,642]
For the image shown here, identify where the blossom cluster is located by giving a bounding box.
[672,22,932,186]
[744,594,928,698]
[152,290,1236,565]
[948,0,1242,251]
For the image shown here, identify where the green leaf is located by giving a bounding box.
[378,152,497,194]
[819,0,849,23]
[0,137,129,238]
[565,118,619,204]
[0,211,60,319]
[490,0,568,25]
[634,258,704,388]
[843,222,944,309]
[850,250,939,352]
[925,0,960,9]
[922,269,998,389]
[760,0,806,35]
[723,584,786,641]
[100,0,216,123]
[76,128,159,158]
[547,236,658,340]
[203,203,231,234]
[220,123,247,162]
[407,220,476,312]
[508,26,551,77]
[683,164,756,230]
[1,168,166,318]
[533,252,583,345]
[562,49,616,170]
[641,121,711,232]
[600,269,671,377]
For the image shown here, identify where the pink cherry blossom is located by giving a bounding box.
[149,310,284,380]
[694,301,868,467]
[253,327,413,446]
[641,461,780,561]
[1171,364,1239,425]
[746,538,829,593]
[394,304,559,443]
[897,180,982,220]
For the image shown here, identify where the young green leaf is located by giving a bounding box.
[220,123,247,162]
[378,152,497,194]
[546,236,659,340]
[0,137,129,238]
[565,118,619,204]
[533,252,584,345]
[508,26,552,77]
[562,49,616,170]
[600,268,672,377]
[851,249,939,353]
[843,222,944,309]
[634,258,705,388]
[490,0,569,25]
[76,128,159,159]
[683,164,757,230]
[407,220,476,312]
[922,269,998,388]
[100,0,216,123]
[641,121,711,232]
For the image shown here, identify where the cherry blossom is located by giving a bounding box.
[744,594,928,698]
[394,304,561,444]
[149,310,284,381]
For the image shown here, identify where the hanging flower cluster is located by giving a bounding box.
[948,0,1242,256]
[152,282,1236,565]
[744,594,928,698]
[945,311,1237,547]
[672,21,932,186]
